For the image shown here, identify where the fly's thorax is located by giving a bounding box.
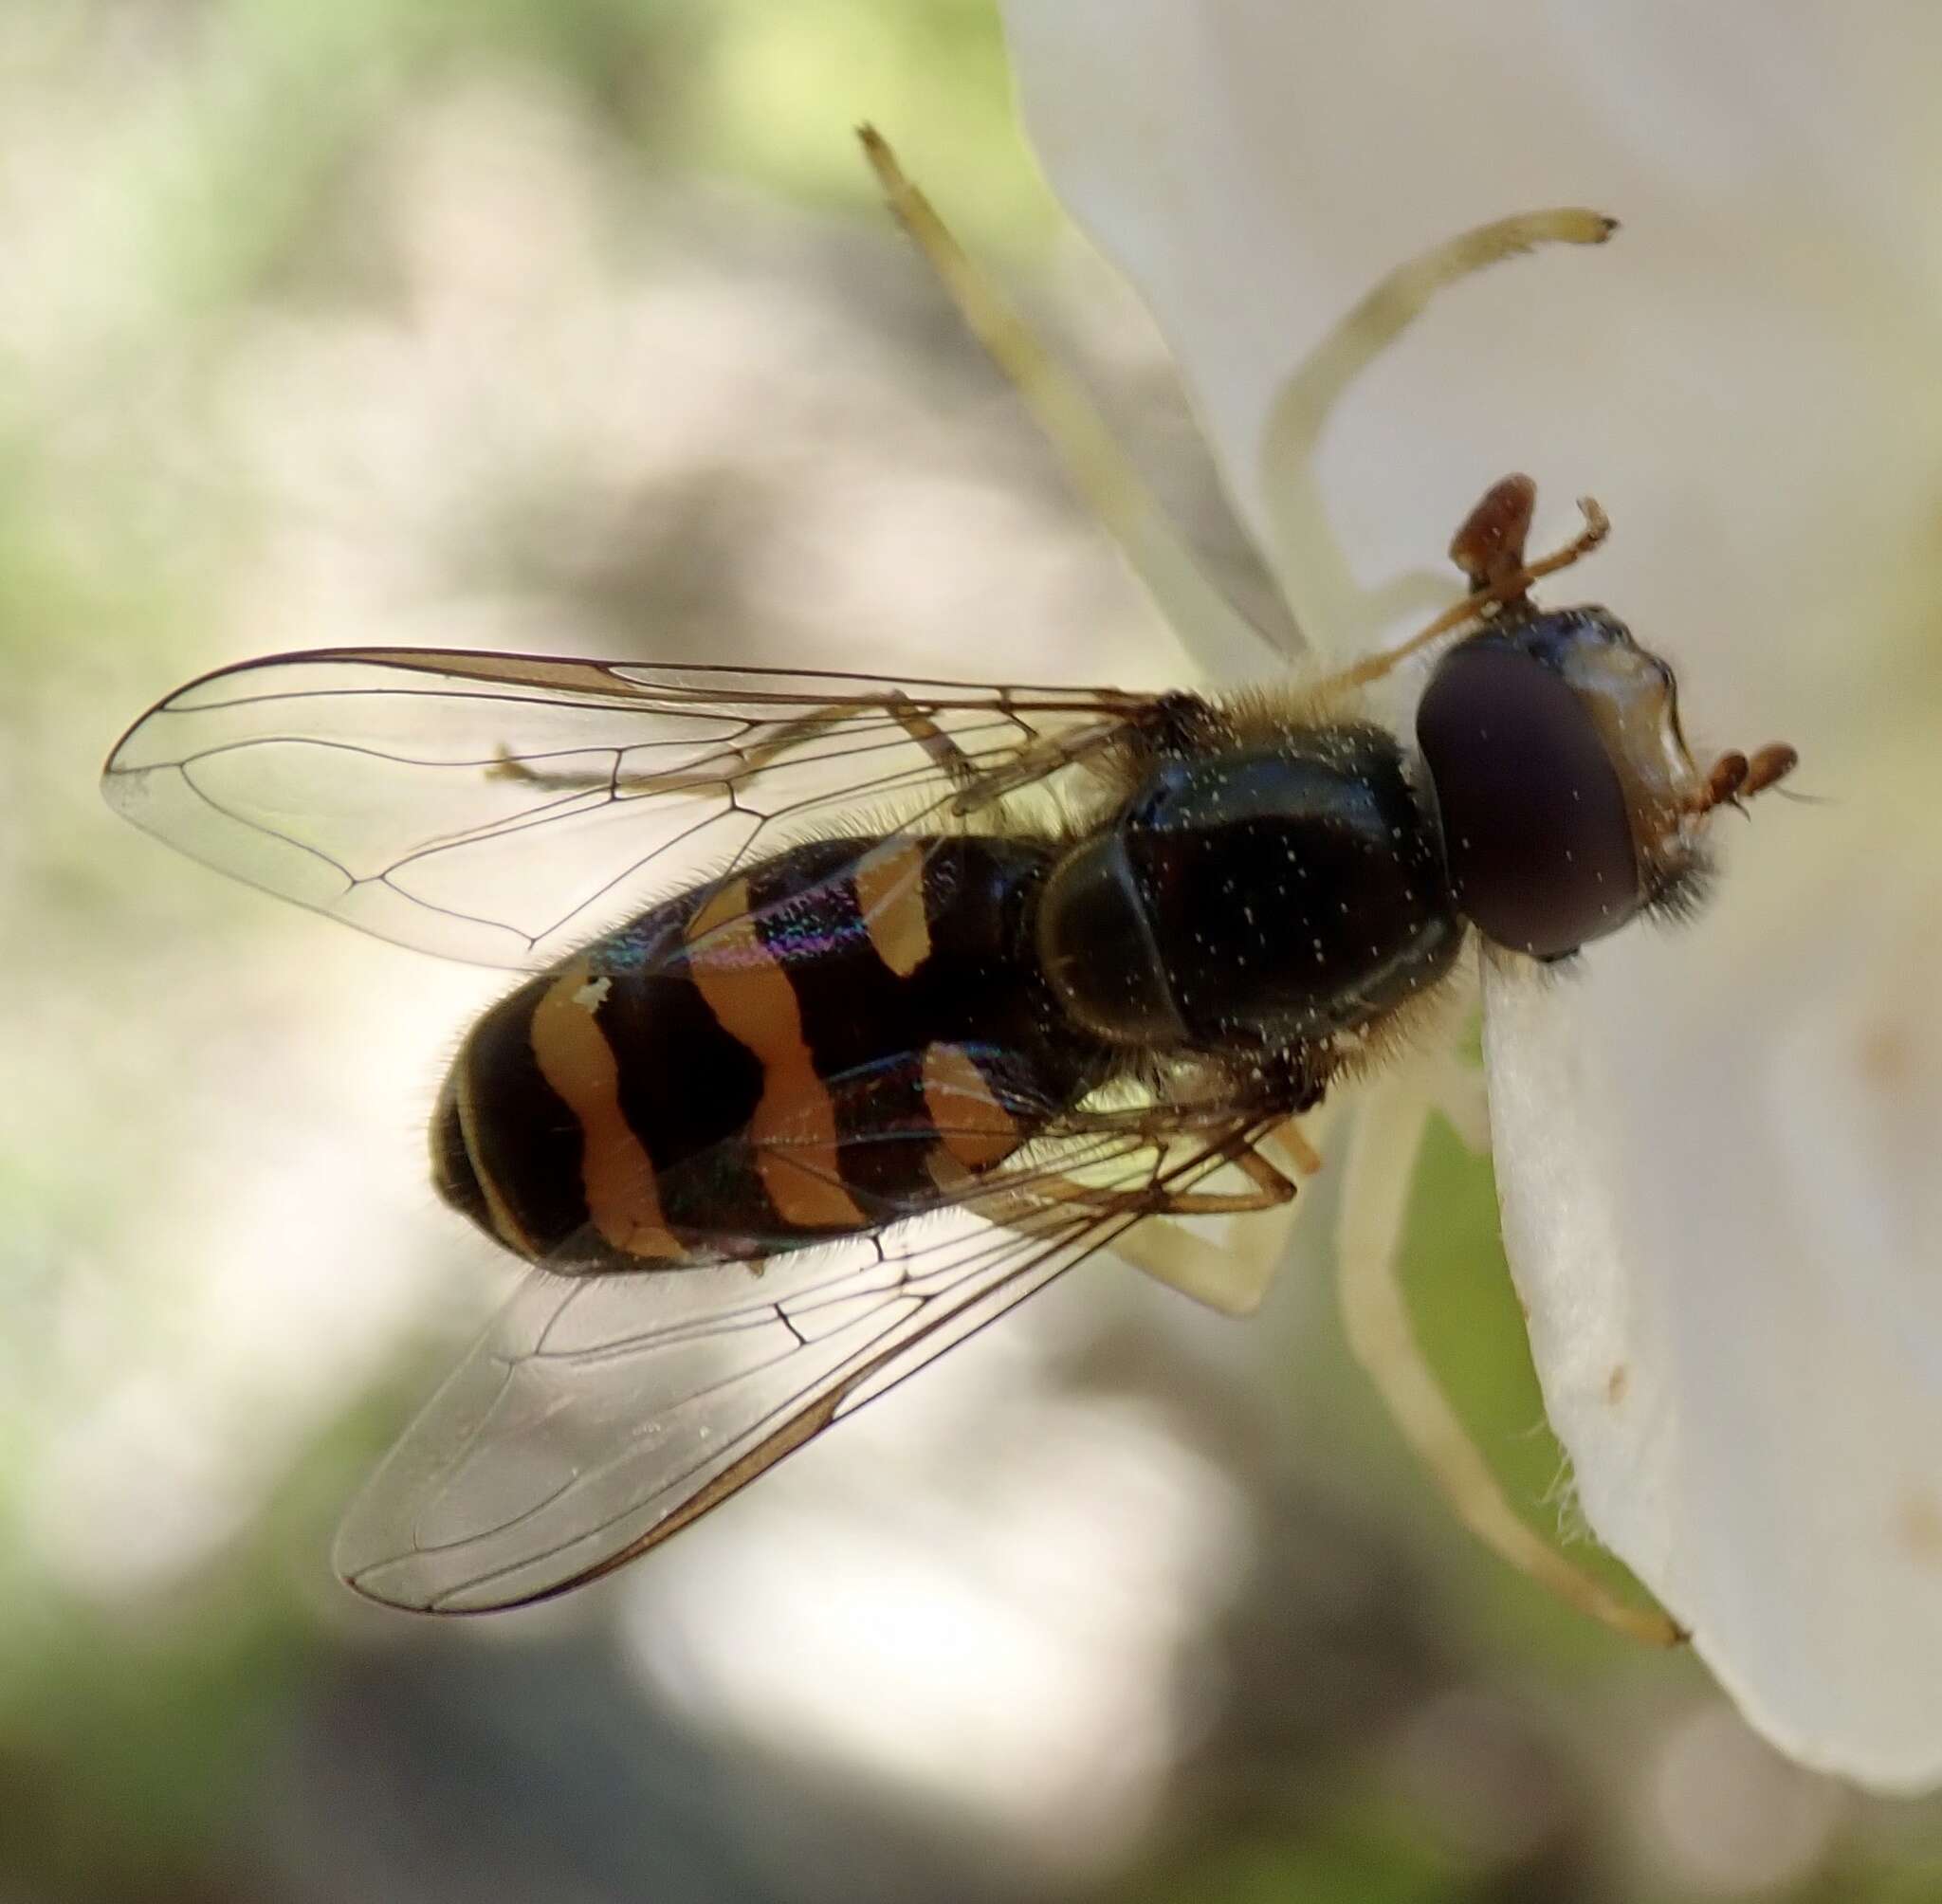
[1035,830,1188,1044]
[1414,606,1713,959]
[1036,729,1463,1052]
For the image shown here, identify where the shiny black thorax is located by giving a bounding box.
[1039,723,1462,1051]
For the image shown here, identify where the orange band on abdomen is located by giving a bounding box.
[686,880,869,1231]
[529,959,685,1260]
[852,838,932,979]
[923,1041,1021,1170]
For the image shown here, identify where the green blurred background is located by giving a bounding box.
[7,1,1941,1898]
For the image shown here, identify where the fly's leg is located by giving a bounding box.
[486,696,1006,801]
[484,704,868,799]
[486,690,1146,818]
[976,1141,1298,1224]
[1260,1115,1326,1177]
[944,712,1136,814]
[1304,490,1611,698]
[966,1106,1331,1319]
[846,691,1033,801]
[1337,1071,1684,1648]
[859,125,1274,677]
[1114,1217,1283,1316]
[946,687,1237,816]
[953,1109,1302,1236]
[1160,1142,1299,1215]
[485,750,620,794]
[1259,209,1617,654]
[1112,1109,1330,1315]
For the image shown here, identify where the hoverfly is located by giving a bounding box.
[101,133,1796,1616]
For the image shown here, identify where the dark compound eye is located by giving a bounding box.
[1416,636,1641,957]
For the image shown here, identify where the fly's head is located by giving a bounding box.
[1415,602,1795,960]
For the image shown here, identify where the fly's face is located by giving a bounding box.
[1416,485,1796,960]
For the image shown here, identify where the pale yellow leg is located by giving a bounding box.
[859,126,1275,677]
[1338,1071,1683,1647]
[1259,210,1617,653]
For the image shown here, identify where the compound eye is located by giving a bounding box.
[1416,639,1640,957]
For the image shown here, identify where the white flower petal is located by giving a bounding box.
[1483,762,1942,1791]
[1004,0,1942,1785]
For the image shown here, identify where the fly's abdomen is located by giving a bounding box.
[432,834,1107,1269]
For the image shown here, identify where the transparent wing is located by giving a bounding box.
[335,1115,1276,1612]
[102,647,1151,968]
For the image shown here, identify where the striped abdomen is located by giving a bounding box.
[431,835,1110,1269]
